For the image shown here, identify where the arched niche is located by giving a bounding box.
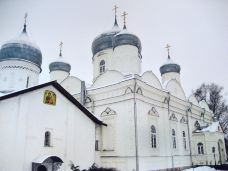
[199,100,210,112]
[165,79,186,100]
[92,70,124,88]
[188,95,199,106]
[60,76,82,95]
[141,71,162,89]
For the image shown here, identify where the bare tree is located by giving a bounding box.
[193,83,228,121]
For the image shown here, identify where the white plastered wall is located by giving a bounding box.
[0,60,40,92]
[0,85,96,171]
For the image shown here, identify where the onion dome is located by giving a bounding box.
[113,28,142,53]
[160,55,181,75]
[113,12,142,53]
[0,23,42,68]
[49,42,71,73]
[92,15,121,56]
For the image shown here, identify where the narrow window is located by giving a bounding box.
[183,131,187,150]
[172,129,176,149]
[151,125,156,148]
[44,131,51,147]
[99,60,105,74]
[197,142,204,154]
[95,140,99,151]
[26,76,29,88]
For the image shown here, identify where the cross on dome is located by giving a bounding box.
[121,11,128,29]
[165,44,171,59]
[113,5,118,16]
[24,13,28,25]
[113,5,119,26]
[59,41,63,57]
[23,13,28,33]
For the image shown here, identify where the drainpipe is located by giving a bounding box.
[133,77,139,171]
[186,103,193,166]
[80,81,86,105]
[164,92,172,168]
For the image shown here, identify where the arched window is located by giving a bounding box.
[183,131,187,150]
[99,60,105,74]
[151,125,156,148]
[172,129,176,149]
[197,142,204,154]
[44,131,51,147]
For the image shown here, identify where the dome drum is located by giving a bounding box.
[49,61,71,73]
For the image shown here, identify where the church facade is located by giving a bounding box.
[0,11,226,171]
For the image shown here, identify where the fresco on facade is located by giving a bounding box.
[43,90,56,105]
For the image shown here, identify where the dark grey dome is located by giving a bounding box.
[0,27,42,67]
[92,22,120,56]
[160,57,181,75]
[49,61,71,73]
[113,29,142,53]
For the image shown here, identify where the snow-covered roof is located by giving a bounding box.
[162,58,176,65]
[93,24,120,40]
[5,32,40,50]
[115,28,131,35]
[201,122,219,132]
[0,29,42,67]
[195,122,220,133]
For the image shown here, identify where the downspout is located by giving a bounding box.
[164,92,172,168]
[80,81,86,105]
[133,77,139,171]
[186,103,193,166]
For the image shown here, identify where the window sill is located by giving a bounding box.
[44,145,53,148]
[102,149,114,152]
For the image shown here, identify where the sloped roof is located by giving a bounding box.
[193,122,221,133]
[0,81,106,126]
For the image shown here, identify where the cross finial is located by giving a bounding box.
[24,13,28,25]
[165,44,171,59]
[121,11,128,29]
[23,13,28,33]
[113,5,118,16]
[59,41,63,57]
[113,5,118,26]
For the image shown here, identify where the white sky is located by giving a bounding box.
[0,0,228,98]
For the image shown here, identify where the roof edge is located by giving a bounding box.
[0,81,106,126]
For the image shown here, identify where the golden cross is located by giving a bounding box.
[165,44,171,57]
[59,41,63,56]
[24,13,28,25]
[121,11,128,25]
[113,5,118,16]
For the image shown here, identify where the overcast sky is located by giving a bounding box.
[0,0,228,98]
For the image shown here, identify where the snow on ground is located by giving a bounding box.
[184,166,222,171]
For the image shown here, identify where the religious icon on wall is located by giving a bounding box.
[43,90,56,105]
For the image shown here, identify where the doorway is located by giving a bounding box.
[37,165,47,171]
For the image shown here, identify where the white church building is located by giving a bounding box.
[0,11,226,171]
